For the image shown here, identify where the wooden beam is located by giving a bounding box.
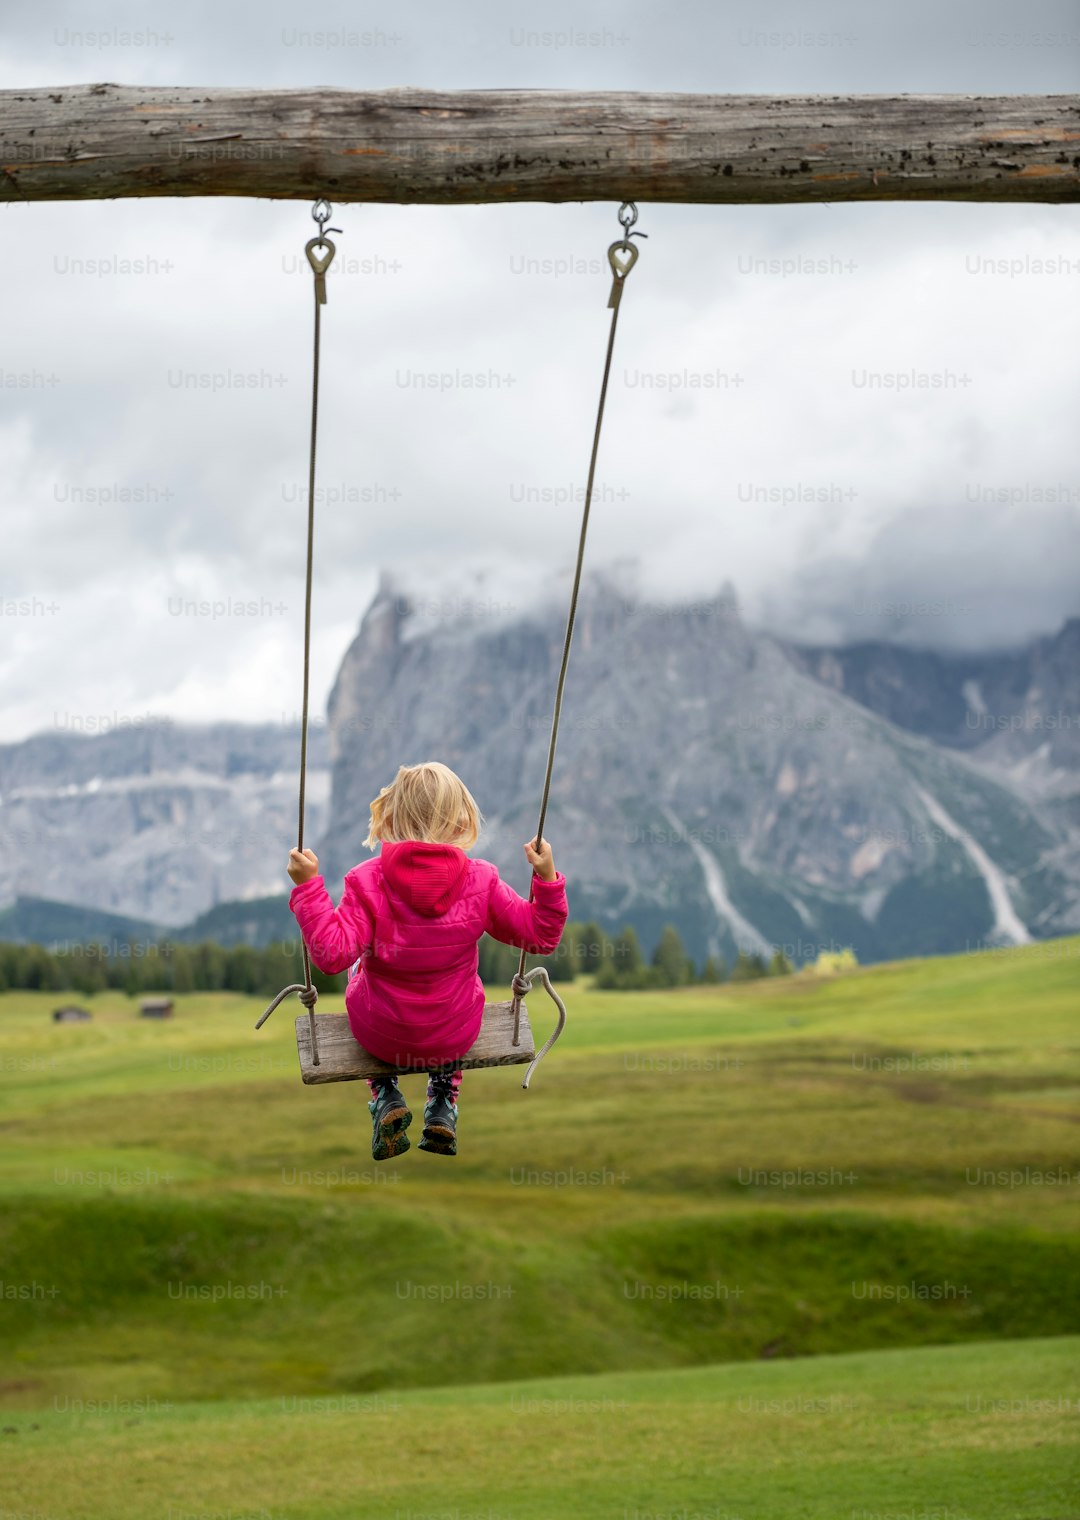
[2,85,1078,205]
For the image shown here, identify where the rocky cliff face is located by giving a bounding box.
[317,575,1078,966]
[0,723,329,927]
[786,619,1080,799]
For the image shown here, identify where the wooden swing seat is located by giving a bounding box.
[296,998,536,1085]
[288,964,568,1088]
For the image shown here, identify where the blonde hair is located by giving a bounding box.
[365,761,482,851]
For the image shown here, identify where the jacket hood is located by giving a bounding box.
[379,840,470,917]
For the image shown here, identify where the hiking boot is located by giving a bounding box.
[368,1077,411,1161]
[417,1073,458,1156]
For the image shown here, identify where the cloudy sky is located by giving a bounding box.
[2,0,1078,745]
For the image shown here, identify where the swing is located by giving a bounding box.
[256,198,645,1090]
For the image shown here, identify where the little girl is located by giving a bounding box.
[286,761,568,1161]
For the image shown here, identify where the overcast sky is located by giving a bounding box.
[1,0,1078,745]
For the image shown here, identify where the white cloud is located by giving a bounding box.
[2,0,1078,740]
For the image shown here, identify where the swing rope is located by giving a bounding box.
[510,201,645,1043]
[256,199,645,1069]
[255,198,340,1062]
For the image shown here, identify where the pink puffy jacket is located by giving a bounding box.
[288,840,569,1067]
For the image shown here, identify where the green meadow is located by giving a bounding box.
[1,938,1078,1518]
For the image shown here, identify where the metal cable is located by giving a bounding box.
[256,200,340,1061]
[511,203,644,1043]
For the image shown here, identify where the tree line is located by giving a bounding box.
[480,923,793,989]
[0,922,792,999]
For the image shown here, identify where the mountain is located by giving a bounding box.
[315,574,1078,967]
[0,895,165,952]
[173,894,303,948]
[2,583,1075,967]
[0,723,329,929]
[785,618,1080,800]
[0,892,307,953]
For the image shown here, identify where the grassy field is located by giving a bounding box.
[1,938,1078,1516]
[0,1337,1077,1520]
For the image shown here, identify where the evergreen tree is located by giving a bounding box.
[540,932,577,983]
[730,950,768,983]
[612,926,643,977]
[0,943,20,991]
[193,941,228,991]
[592,926,654,990]
[576,921,606,975]
[22,943,62,991]
[651,924,693,987]
[172,948,195,994]
[699,954,726,984]
[69,954,108,997]
[593,956,618,990]
[225,944,260,995]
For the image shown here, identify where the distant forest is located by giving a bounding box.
[0,922,795,997]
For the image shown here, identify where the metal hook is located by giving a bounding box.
[310,198,342,248]
[512,966,568,1090]
[617,201,648,245]
[607,200,645,309]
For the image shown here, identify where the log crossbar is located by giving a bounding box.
[2,86,1078,204]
